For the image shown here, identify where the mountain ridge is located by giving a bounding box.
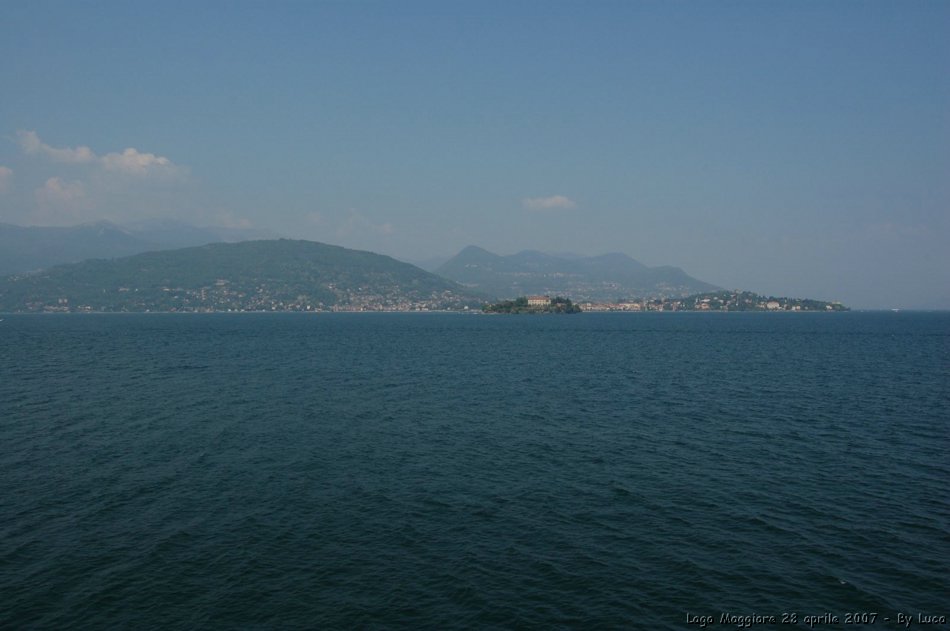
[435,245,719,301]
[0,239,483,312]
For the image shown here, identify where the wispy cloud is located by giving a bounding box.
[522,195,577,211]
[17,130,185,178]
[35,177,86,205]
[101,148,175,175]
[305,211,326,226]
[211,210,254,229]
[32,177,92,224]
[336,209,395,238]
[0,166,12,193]
[18,130,97,164]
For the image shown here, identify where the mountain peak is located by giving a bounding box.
[435,245,718,300]
[457,244,498,257]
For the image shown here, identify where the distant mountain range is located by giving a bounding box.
[1,221,719,303]
[435,245,719,301]
[0,239,482,313]
[0,231,847,313]
[0,220,277,276]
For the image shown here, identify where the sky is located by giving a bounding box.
[1,1,948,309]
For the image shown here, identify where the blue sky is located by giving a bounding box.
[1,1,948,308]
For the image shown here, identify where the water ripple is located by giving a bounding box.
[1,312,948,628]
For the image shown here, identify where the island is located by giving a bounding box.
[483,295,583,314]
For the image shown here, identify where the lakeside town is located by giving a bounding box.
[1,238,848,314]
[483,291,846,313]
[578,290,848,312]
[21,282,477,313]
[23,288,847,313]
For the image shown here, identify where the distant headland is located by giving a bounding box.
[483,291,847,314]
[579,290,848,312]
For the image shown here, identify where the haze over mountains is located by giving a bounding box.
[0,220,276,276]
[2,221,719,303]
[0,221,856,312]
[436,246,719,301]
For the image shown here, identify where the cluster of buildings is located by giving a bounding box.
[579,291,845,312]
[27,282,477,313]
[22,288,844,314]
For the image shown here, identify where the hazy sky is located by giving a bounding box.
[1,1,948,308]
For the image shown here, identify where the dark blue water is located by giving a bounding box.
[1,313,948,629]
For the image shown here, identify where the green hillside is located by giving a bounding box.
[0,239,483,312]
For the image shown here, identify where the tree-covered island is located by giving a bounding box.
[483,296,582,314]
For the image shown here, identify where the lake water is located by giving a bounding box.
[1,312,947,629]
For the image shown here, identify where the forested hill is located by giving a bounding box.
[0,239,483,312]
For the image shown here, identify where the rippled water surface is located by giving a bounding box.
[1,312,948,629]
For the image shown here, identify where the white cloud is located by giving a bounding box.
[10,130,191,225]
[101,148,175,176]
[17,130,97,164]
[522,195,577,211]
[17,130,183,178]
[0,166,12,193]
